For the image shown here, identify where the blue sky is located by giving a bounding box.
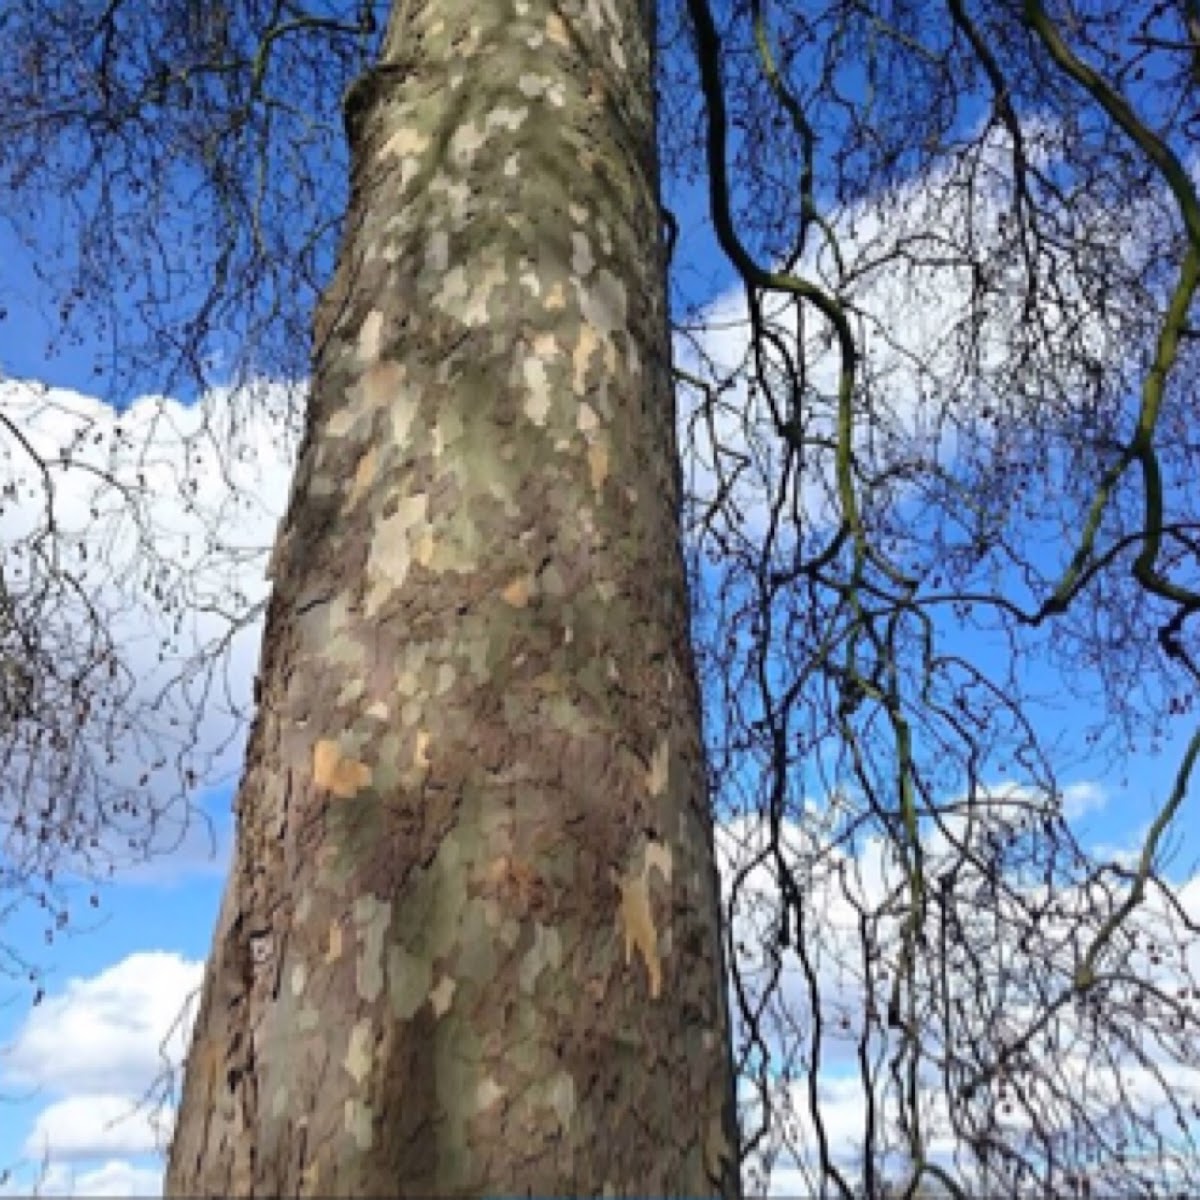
[2,58,1199,1200]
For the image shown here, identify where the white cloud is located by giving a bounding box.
[2,951,202,1096]
[673,119,1160,546]
[23,1096,169,1161]
[0,953,197,1197]
[1,1158,163,1197]
[0,377,297,884]
[1060,779,1108,822]
[65,1160,162,1196]
[719,784,1200,1195]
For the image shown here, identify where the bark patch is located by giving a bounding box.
[615,839,673,999]
[313,739,373,798]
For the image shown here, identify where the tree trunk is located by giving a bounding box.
[166,0,739,1193]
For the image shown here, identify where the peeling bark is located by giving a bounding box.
[166,0,740,1193]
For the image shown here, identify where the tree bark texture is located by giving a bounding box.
[166,0,739,1193]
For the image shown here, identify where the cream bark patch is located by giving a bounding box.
[450,119,488,164]
[429,975,456,1016]
[358,310,385,361]
[546,11,570,45]
[477,1077,506,1111]
[517,74,566,106]
[502,575,534,607]
[411,530,435,568]
[298,1161,320,1195]
[344,1019,373,1084]
[313,739,372,798]
[344,1097,374,1149]
[522,356,552,425]
[347,447,379,508]
[545,1070,576,1129]
[488,105,529,132]
[647,736,669,796]
[572,325,599,394]
[577,402,599,434]
[571,231,595,276]
[327,405,360,439]
[587,441,609,490]
[643,839,672,883]
[325,920,343,964]
[615,839,673,999]
[366,493,429,612]
[462,257,508,326]
[425,230,449,274]
[382,126,430,160]
[434,257,508,327]
[413,729,432,769]
[428,663,452,697]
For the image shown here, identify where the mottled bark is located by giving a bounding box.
[166,0,739,1194]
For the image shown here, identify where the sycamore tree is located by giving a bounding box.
[3,0,1200,1195]
[159,0,743,1190]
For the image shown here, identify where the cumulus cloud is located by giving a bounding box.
[719,785,1142,1097]
[0,377,298,883]
[717,772,1200,1194]
[2,951,201,1096]
[1060,779,1108,823]
[0,952,200,1196]
[673,119,1163,545]
[23,1096,169,1161]
[1,1158,163,1197]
